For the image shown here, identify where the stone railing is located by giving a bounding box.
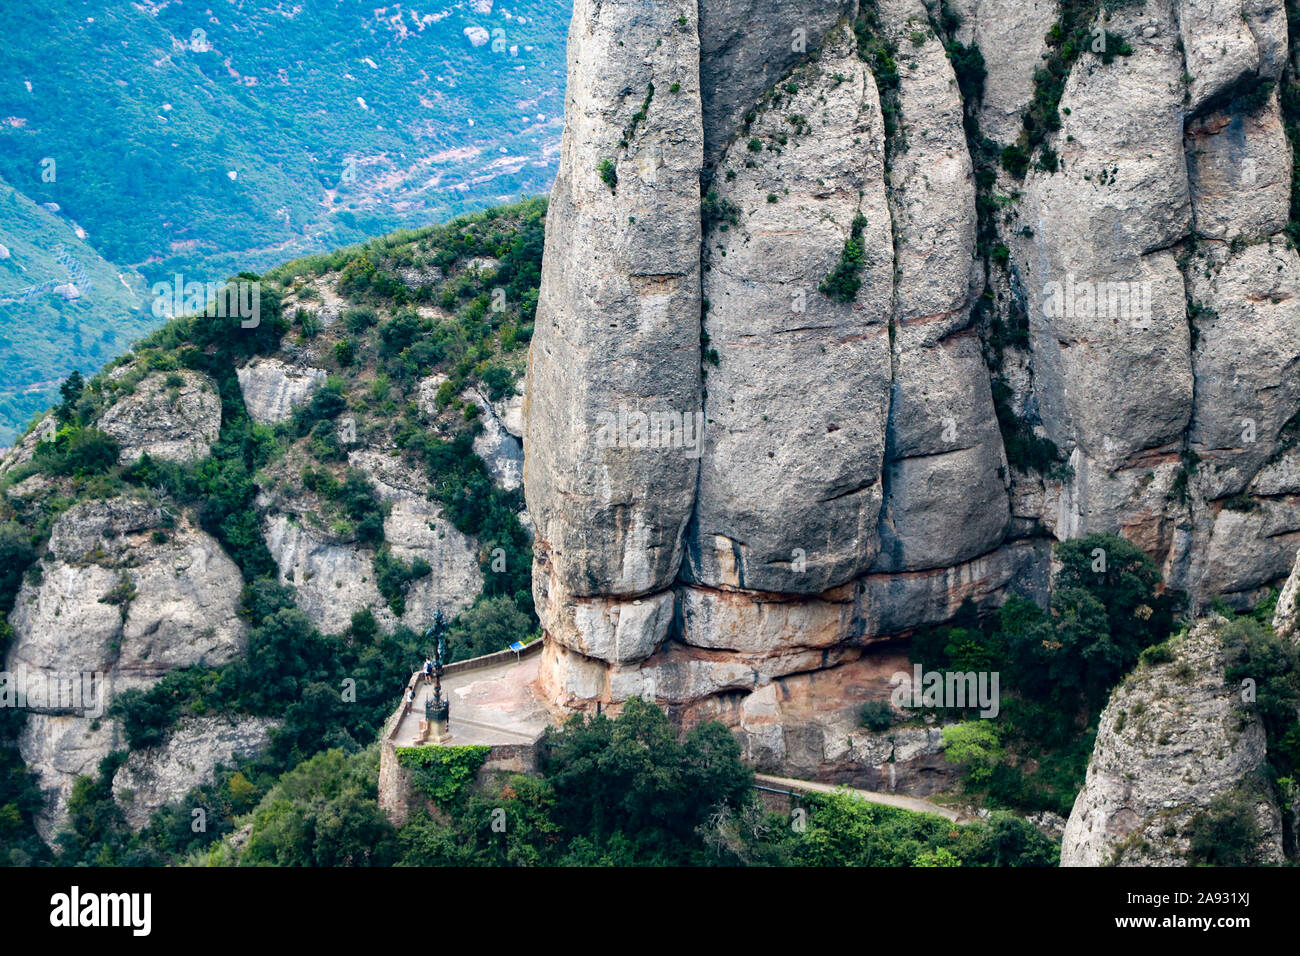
[442,635,545,677]
[380,636,545,745]
[377,638,548,825]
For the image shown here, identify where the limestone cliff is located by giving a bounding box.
[524,0,1300,725]
[3,215,538,845]
[6,496,247,839]
[1061,617,1285,866]
[1275,544,1300,640]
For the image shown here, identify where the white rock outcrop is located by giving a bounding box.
[98,370,222,464]
[236,357,326,425]
[6,496,247,840]
[111,716,279,829]
[1061,618,1285,866]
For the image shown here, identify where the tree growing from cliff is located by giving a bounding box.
[1187,790,1264,866]
[1055,533,1177,682]
[819,213,869,303]
[912,533,1175,812]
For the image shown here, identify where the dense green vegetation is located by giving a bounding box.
[0,199,549,865]
[854,3,903,150]
[1224,620,1300,773]
[1187,790,1267,867]
[909,533,1177,815]
[397,746,491,806]
[197,699,1056,867]
[820,213,870,303]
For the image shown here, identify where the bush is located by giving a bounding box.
[0,523,35,614]
[333,339,356,367]
[446,594,533,662]
[819,213,869,303]
[338,469,386,546]
[377,309,426,359]
[860,700,896,731]
[1055,533,1176,682]
[396,746,490,806]
[702,190,741,230]
[34,425,121,477]
[239,748,398,867]
[1222,616,1300,778]
[598,159,617,192]
[541,698,752,860]
[374,550,431,616]
[990,378,1066,476]
[56,371,86,424]
[1000,144,1030,177]
[109,688,178,750]
[343,306,378,333]
[1187,791,1262,866]
[942,722,1003,785]
[293,378,348,435]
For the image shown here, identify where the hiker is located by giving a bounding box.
[423,658,433,684]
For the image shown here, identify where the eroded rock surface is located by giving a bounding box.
[6,496,247,839]
[524,0,704,600]
[98,370,222,464]
[522,0,1300,797]
[264,455,482,635]
[111,716,279,829]
[236,357,326,425]
[1061,617,1284,866]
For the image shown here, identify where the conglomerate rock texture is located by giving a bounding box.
[1061,617,1284,866]
[524,0,1300,721]
[5,496,248,839]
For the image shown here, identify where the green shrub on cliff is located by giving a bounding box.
[396,746,491,807]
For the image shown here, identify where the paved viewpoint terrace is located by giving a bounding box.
[391,650,552,747]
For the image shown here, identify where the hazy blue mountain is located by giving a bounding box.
[0,0,569,444]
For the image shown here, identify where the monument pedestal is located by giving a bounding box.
[420,698,451,744]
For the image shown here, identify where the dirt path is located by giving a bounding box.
[753,773,970,823]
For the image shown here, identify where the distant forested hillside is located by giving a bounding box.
[0,0,569,444]
[0,178,152,439]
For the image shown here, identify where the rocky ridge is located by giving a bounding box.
[524,0,1300,727]
[3,219,537,844]
[1060,616,1285,866]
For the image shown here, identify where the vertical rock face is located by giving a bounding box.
[526,0,1300,722]
[953,0,1059,146]
[1061,618,1284,866]
[1274,546,1300,641]
[698,0,857,173]
[98,370,223,464]
[462,387,525,491]
[1185,91,1291,242]
[525,0,704,601]
[1176,0,1283,112]
[236,358,326,425]
[1017,0,1193,495]
[1186,239,1300,501]
[5,497,248,840]
[872,0,1009,574]
[688,22,893,595]
[110,716,279,830]
[261,452,483,637]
